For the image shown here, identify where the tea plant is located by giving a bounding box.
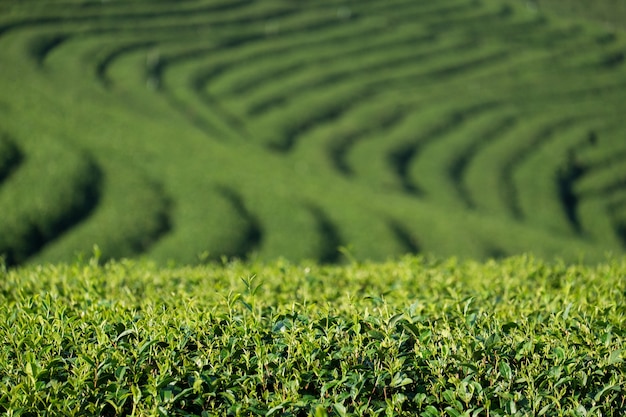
[1,255,624,415]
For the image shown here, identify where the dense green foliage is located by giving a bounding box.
[0,0,625,265]
[534,0,626,30]
[1,255,625,415]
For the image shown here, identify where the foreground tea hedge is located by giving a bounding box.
[1,255,625,416]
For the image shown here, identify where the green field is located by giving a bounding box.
[2,3,626,414]
[1,255,625,415]
[1,0,626,266]
[533,0,626,31]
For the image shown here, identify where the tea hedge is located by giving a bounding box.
[1,255,625,416]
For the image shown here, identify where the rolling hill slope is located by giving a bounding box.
[0,0,625,265]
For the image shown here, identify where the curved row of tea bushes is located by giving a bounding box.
[0,0,625,264]
[0,139,101,265]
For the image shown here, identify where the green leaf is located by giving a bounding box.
[445,407,462,417]
[552,346,566,362]
[114,365,127,381]
[421,405,440,417]
[391,372,413,388]
[388,313,404,328]
[368,330,385,340]
[266,405,283,416]
[240,299,253,312]
[314,405,329,417]
[499,361,512,381]
[131,384,142,404]
[594,384,621,402]
[333,403,347,417]
[137,339,159,358]
[401,320,421,340]
[472,408,485,417]
[608,349,623,365]
[114,328,137,343]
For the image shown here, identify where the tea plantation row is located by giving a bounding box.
[0,0,625,265]
[1,255,624,415]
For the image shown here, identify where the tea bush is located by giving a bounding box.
[1,255,624,416]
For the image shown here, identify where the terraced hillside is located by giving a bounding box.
[0,0,625,265]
